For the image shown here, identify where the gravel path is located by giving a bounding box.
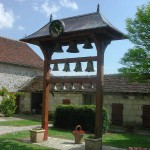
[0,125,40,135]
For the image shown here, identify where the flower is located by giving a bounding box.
[73,125,85,134]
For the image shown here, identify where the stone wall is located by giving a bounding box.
[19,92,31,113]
[0,63,43,92]
[49,93,83,112]
[20,92,150,127]
[104,94,150,126]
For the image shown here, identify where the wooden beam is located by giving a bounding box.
[49,56,97,64]
[40,44,52,141]
[46,77,97,84]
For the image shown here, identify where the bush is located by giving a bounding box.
[0,87,22,117]
[53,105,110,133]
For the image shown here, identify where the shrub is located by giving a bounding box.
[0,87,22,117]
[53,105,110,133]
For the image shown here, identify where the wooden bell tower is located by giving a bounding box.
[20,4,126,149]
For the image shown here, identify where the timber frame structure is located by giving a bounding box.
[20,5,126,149]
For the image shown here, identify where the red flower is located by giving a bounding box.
[73,125,85,134]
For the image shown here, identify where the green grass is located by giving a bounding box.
[0,120,41,126]
[48,128,150,148]
[0,131,56,150]
[48,127,88,140]
[103,132,150,148]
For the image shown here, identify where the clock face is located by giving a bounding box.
[49,20,65,38]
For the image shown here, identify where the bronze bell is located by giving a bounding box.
[53,42,64,53]
[52,63,59,71]
[85,61,95,72]
[54,84,57,90]
[74,62,82,72]
[63,62,70,72]
[83,38,93,49]
[66,41,79,53]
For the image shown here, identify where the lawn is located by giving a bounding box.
[0,131,56,150]
[0,116,149,149]
[0,120,41,126]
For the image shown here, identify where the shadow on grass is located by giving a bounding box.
[103,132,150,149]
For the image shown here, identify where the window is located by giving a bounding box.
[62,99,70,105]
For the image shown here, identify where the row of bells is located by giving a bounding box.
[52,83,95,90]
[52,61,94,72]
[53,39,93,53]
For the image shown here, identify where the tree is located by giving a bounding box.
[118,2,150,82]
[0,87,23,117]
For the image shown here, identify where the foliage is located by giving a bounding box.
[53,105,110,133]
[118,2,150,82]
[0,87,23,117]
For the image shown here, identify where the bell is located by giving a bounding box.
[81,83,84,90]
[85,61,95,72]
[52,63,59,71]
[63,62,70,72]
[74,62,82,72]
[53,42,64,53]
[72,83,75,90]
[54,84,57,90]
[91,83,94,89]
[66,41,79,53]
[83,38,93,49]
[63,84,67,90]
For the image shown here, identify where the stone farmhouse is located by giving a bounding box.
[0,37,43,112]
[0,37,150,129]
[20,75,150,129]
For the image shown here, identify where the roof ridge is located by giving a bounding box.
[61,12,99,21]
[0,36,25,44]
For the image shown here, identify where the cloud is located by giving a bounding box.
[18,25,25,30]
[33,1,60,17]
[0,3,15,30]
[59,0,78,10]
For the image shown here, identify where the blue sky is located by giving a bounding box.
[0,0,149,76]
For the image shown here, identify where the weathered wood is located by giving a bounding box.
[93,34,110,150]
[40,44,52,141]
[49,56,97,64]
[46,76,97,84]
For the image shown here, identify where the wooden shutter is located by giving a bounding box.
[142,105,150,128]
[112,103,123,125]
[62,99,70,105]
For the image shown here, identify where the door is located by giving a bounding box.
[112,103,123,125]
[31,92,43,114]
[142,105,150,128]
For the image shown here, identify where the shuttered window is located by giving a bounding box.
[112,103,123,125]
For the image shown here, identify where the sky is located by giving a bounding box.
[0,0,149,76]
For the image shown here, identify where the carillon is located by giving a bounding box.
[63,62,70,72]
[52,63,59,71]
[83,38,93,49]
[74,62,82,72]
[66,41,79,53]
[85,61,95,72]
[53,42,64,53]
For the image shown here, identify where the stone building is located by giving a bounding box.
[20,75,150,128]
[0,37,43,112]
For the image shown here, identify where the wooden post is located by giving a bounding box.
[94,35,110,150]
[40,44,52,141]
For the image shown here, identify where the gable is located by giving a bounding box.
[0,37,43,69]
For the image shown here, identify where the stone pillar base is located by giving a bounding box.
[85,137,102,150]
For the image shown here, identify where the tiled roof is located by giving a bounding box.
[0,37,43,69]
[20,12,125,44]
[20,75,150,94]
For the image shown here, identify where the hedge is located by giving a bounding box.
[53,105,110,133]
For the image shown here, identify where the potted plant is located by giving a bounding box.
[29,127,45,143]
[72,125,85,144]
